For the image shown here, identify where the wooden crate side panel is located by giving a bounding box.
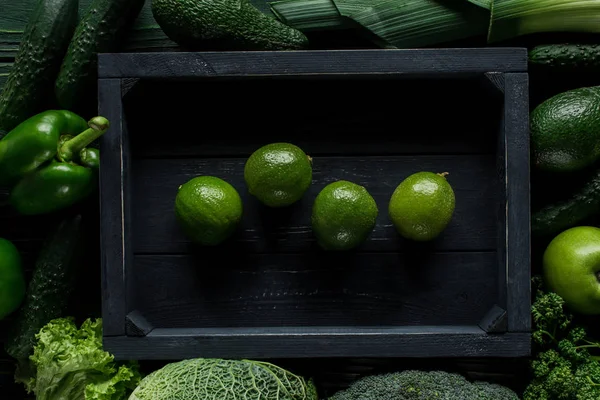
[99,78,128,336]
[104,330,532,360]
[504,73,531,333]
[97,49,528,79]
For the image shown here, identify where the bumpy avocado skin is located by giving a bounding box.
[530,86,600,172]
[151,0,309,51]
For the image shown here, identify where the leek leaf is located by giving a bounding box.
[270,0,347,30]
[270,0,491,48]
[340,0,490,48]
[489,0,600,42]
[466,0,492,10]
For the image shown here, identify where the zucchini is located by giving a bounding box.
[0,0,80,135]
[54,0,145,115]
[532,167,600,237]
[529,43,600,69]
[4,214,84,362]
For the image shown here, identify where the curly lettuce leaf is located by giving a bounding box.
[86,364,141,400]
[24,317,141,400]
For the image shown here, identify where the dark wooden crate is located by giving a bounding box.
[97,49,531,361]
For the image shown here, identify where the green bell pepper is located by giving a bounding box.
[0,110,110,215]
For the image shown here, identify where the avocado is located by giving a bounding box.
[311,180,378,251]
[244,143,313,208]
[388,172,455,242]
[151,0,309,51]
[531,86,600,172]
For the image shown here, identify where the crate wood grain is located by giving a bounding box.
[98,48,531,360]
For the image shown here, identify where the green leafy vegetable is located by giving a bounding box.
[270,0,490,48]
[523,276,600,399]
[129,358,318,400]
[23,317,142,400]
[270,0,600,48]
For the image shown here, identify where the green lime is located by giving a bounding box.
[174,176,243,246]
[244,142,312,207]
[311,180,378,251]
[543,226,600,315]
[0,238,25,320]
[388,171,455,241]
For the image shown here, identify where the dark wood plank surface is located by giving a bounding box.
[131,252,499,329]
[98,79,129,336]
[104,330,531,360]
[97,48,528,78]
[504,73,531,333]
[132,155,499,254]
[123,77,502,159]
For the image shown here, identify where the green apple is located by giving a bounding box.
[543,226,600,315]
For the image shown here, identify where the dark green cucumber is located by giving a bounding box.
[4,214,83,362]
[529,44,600,69]
[532,167,600,237]
[0,0,79,135]
[54,0,145,115]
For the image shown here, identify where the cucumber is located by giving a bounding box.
[532,167,600,237]
[4,214,84,362]
[529,44,600,69]
[0,0,80,135]
[54,0,145,115]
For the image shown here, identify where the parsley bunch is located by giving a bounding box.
[524,277,600,399]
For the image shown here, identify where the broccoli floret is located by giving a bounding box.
[328,370,519,400]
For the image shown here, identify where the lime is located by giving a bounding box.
[388,171,455,241]
[244,142,312,207]
[174,176,243,246]
[311,180,378,251]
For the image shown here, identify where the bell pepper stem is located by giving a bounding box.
[58,116,110,162]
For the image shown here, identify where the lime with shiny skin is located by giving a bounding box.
[311,180,378,251]
[244,142,312,207]
[174,176,243,246]
[389,171,456,241]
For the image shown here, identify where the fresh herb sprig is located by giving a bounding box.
[524,276,600,399]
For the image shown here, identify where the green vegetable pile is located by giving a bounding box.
[328,369,520,399]
[523,277,600,399]
[20,317,141,400]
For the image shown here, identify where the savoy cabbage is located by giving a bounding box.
[129,358,319,400]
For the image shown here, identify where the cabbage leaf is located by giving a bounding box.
[129,358,318,400]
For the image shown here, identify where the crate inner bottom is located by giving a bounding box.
[132,250,499,329]
[123,76,504,331]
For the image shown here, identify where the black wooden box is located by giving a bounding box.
[97,49,531,360]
